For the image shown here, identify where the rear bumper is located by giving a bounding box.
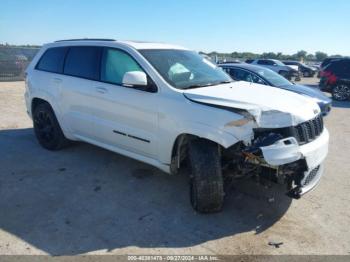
[319,77,332,92]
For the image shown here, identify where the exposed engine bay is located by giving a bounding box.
[221,131,311,199]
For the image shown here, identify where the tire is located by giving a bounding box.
[188,139,224,213]
[332,84,350,101]
[33,102,70,150]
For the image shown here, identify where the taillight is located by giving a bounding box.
[320,70,330,77]
[320,70,337,84]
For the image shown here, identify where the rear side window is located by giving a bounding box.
[36,47,67,73]
[257,60,267,65]
[64,46,101,80]
[259,60,276,65]
[101,48,143,85]
[231,68,252,81]
[328,60,350,75]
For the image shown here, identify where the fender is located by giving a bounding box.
[157,121,241,165]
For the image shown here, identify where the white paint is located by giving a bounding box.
[25,40,329,176]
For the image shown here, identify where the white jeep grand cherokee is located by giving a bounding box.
[25,39,329,213]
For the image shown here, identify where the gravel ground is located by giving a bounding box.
[0,79,349,255]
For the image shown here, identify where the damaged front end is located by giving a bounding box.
[222,113,326,199]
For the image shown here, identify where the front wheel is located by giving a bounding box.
[33,102,70,150]
[332,84,350,101]
[303,71,310,77]
[188,139,224,213]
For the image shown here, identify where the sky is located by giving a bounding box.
[1,0,350,55]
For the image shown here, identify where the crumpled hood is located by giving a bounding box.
[183,81,321,128]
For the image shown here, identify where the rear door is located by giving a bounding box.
[59,46,103,139]
[336,60,350,85]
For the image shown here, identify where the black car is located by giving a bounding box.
[219,63,332,115]
[283,61,317,77]
[320,57,343,69]
[319,58,350,101]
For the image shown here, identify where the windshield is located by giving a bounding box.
[255,67,291,87]
[140,49,232,89]
[274,60,285,66]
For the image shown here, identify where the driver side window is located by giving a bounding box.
[101,48,144,85]
[230,68,253,82]
[251,74,266,85]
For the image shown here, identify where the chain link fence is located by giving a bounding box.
[0,46,39,81]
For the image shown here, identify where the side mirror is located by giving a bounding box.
[122,71,147,87]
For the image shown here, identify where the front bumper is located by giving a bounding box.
[260,128,329,196]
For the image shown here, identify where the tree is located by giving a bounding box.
[306,54,315,61]
[296,50,307,61]
[315,51,328,62]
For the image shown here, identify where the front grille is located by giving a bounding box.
[293,114,324,145]
[302,165,320,186]
[254,114,324,146]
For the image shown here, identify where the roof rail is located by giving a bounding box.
[55,38,116,42]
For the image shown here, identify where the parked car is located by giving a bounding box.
[219,63,332,115]
[25,39,329,213]
[219,59,241,64]
[319,58,350,101]
[283,61,317,77]
[246,59,300,80]
[320,57,343,69]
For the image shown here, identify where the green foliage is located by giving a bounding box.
[315,51,328,61]
[201,50,337,62]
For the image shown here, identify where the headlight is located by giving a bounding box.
[259,110,294,128]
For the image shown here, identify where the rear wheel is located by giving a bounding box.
[33,102,70,150]
[332,84,350,101]
[188,139,224,213]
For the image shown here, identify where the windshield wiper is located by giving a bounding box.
[182,80,233,90]
[215,80,234,84]
[182,83,216,89]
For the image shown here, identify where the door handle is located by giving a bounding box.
[95,87,108,94]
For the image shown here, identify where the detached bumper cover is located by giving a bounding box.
[260,128,329,195]
[260,128,329,168]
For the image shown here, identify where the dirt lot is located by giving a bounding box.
[0,79,350,255]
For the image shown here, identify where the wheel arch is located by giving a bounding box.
[30,95,73,140]
[31,97,50,115]
[169,130,239,175]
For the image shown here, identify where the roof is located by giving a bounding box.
[49,39,187,50]
[118,40,187,50]
[218,63,265,72]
